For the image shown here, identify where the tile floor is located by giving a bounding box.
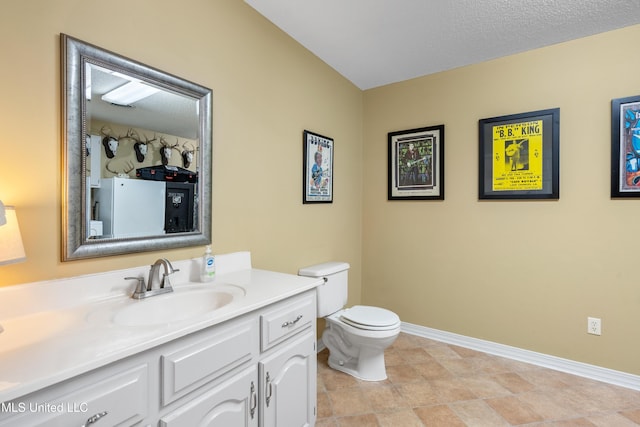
[316,333,640,426]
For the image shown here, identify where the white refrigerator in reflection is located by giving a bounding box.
[96,177,166,239]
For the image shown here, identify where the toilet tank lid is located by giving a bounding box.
[298,261,350,277]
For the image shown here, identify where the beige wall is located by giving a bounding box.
[0,0,363,306]
[363,24,640,374]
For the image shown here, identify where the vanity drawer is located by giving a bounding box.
[161,317,258,406]
[260,291,315,352]
[0,363,149,427]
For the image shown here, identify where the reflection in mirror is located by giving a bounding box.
[85,64,200,239]
[62,34,212,260]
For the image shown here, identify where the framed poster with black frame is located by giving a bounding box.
[303,130,333,203]
[388,125,445,200]
[479,108,560,200]
[611,95,640,198]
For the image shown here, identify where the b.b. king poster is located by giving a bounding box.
[491,120,543,192]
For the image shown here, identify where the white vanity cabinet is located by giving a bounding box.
[160,290,317,427]
[0,284,317,427]
[0,288,317,427]
[158,290,317,427]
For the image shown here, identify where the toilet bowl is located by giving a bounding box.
[323,305,400,381]
[298,262,401,381]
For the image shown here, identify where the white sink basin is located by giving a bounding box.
[0,310,79,352]
[114,287,239,326]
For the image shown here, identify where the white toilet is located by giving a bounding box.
[298,261,401,381]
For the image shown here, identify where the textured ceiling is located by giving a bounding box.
[245,0,640,90]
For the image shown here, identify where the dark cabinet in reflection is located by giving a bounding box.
[165,182,195,233]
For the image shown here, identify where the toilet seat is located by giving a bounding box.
[339,305,400,331]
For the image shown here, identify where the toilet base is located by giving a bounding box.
[322,319,399,382]
[327,346,388,381]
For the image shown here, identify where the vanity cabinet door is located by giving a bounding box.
[259,331,316,427]
[159,366,258,427]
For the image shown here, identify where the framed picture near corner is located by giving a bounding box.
[611,95,640,198]
[479,108,560,200]
[303,130,334,203]
[388,125,445,200]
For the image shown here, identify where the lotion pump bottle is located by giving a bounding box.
[201,245,215,282]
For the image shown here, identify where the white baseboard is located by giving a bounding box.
[401,322,640,391]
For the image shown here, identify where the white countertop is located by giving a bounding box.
[0,252,323,403]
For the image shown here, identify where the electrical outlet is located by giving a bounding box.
[587,317,601,336]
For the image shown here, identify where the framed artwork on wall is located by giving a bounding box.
[611,95,640,198]
[388,125,445,200]
[479,108,560,200]
[303,130,334,203]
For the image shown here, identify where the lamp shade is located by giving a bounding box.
[0,203,26,265]
[0,200,6,226]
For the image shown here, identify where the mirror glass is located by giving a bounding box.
[62,34,212,260]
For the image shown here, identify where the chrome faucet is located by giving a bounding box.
[125,258,179,299]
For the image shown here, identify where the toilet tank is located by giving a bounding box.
[298,262,350,317]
